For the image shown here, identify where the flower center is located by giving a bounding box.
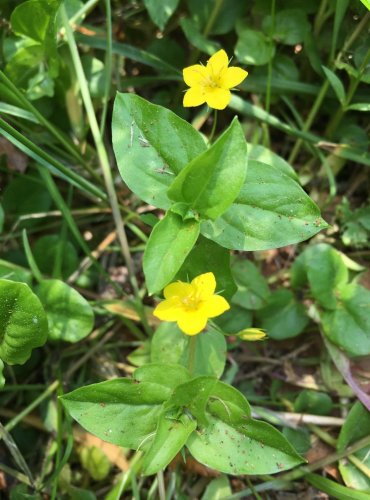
[181,292,202,311]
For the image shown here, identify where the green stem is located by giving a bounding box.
[265,0,276,115]
[188,336,197,375]
[314,0,329,35]
[100,0,112,135]
[61,6,151,335]
[22,229,43,283]
[208,109,218,144]
[4,380,60,434]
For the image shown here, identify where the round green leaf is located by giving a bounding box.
[235,28,275,66]
[36,279,94,342]
[33,235,79,279]
[262,9,310,45]
[322,283,370,356]
[0,279,48,364]
[294,390,333,415]
[256,289,309,340]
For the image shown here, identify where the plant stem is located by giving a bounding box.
[188,336,197,375]
[100,0,112,135]
[208,109,218,143]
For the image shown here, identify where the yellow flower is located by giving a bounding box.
[238,328,267,341]
[153,272,230,336]
[183,49,248,110]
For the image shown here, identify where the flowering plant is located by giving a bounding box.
[61,49,327,477]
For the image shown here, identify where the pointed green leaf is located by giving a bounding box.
[322,66,346,104]
[142,412,196,475]
[143,211,200,294]
[112,93,206,209]
[168,118,247,220]
[36,279,94,342]
[143,0,180,31]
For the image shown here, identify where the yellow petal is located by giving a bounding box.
[191,272,216,299]
[183,64,208,87]
[163,281,192,300]
[183,86,206,107]
[205,88,231,110]
[221,67,248,89]
[207,49,229,75]
[177,311,208,335]
[201,295,230,318]
[153,297,183,321]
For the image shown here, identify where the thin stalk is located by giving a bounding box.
[3,380,60,434]
[22,229,43,283]
[68,0,100,25]
[100,0,113,135]
[265,0,276,115]
[208,110,218,143]
[157,470,166,500]
[188,336,197,375]
[314,0,329,35]
[61,8,146,314]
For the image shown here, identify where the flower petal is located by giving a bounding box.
[183,64,208,87]
[205,88,231,110]
[191,272,216,299]
[177,311,208,335]
[201,295,230,318]
[221,67,248,89]
[183,86,206,107]
[163,281,193,300]
[207,49,229,75]
[153,297,183,321]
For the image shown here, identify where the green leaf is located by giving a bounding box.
[235,26,275,66]
[337,402,370,451]
[175,236,236,301]
[151,323,227,378]
[231,259,270,310]
[187,416,303,474]
[337,402,370,490]
[322,283,370,356]
[346,103,370,112]
[168,118,248,221]
[10,0,61,76]
[112,92,206,209]
[2,173,52,224]
[142,412,196,475]
[294,390,333,415]
[0,260,32,285]
[36,279,94,342]
[247,143,298,181]
[262,9,310,45]
[133,363,191,391]
[208,380,251,424]
[256,290,309,340]
[144,0,180,30]
[291,244,348,309]
[201,476,232,500]
[143,211,200,294]
[180,18,220,56]
[201,160,327,251]
[11,0,59,43]
[0,359,5,388]
[187,0,247,35]
[306,473,370,500]
[322,66,346,105]
[60,378,170,449]
[282,427,311,454]
[0,279,48,364]
[33,235,78,280]
[165,376,217,426]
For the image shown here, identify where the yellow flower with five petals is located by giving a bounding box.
[153,272,230,335]
[183,49,248,110]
